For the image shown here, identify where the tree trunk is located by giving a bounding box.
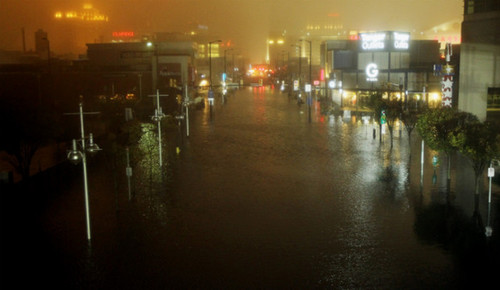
[379,123,382,143]
[389,125,394,148]
[446,152,451,193]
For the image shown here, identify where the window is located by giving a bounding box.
[487,87,500,108]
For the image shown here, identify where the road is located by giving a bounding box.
[2,86,499,289]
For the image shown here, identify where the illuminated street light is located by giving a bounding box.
[65,102,101,242]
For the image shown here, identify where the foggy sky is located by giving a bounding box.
[1,0,463,62]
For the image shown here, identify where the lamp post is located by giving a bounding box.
[223,48,233,104]
[66,102,101,242]
[301,39,312,123]
[147,41,159,92]
[151,89,166,167]
[208,40,221,119]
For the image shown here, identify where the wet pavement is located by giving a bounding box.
[2,86,500,289]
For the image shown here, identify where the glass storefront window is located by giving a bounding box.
[487,87,500,108]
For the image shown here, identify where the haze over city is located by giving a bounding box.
[1,0,463,62]
[2,0,500,288]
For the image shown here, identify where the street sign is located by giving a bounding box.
[208,89,214,100]
[488,167,495,177]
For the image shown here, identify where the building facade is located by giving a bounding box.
[322,31,442,108]
[459,0,500,121]
[86,41,197,98]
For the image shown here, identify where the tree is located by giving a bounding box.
[368,92,385,143]
[416,107,463,192]
[368,93,402,148]
[400,100,426,145]
[416,108,489,193]
[450,118,498,195]
[0,98,62,181]
[383,98,403,148]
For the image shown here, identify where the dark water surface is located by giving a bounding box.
[2,87,499,289]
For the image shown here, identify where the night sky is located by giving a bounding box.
[0,0,463,62]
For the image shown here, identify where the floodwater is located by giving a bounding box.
[2,86,499,289]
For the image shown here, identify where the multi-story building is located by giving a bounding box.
[85,41,197,100]
[321,31,442,108]
[458,0,500,121]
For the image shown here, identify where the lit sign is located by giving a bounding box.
[359,31,410,51]
[393,32,409,50]
[366,63,379,81]
[360,33,386,50]
[112,31,135,37]
[441,75,453,107]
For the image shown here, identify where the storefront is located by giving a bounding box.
[323,31,443,109]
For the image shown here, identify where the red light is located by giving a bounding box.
[112,31,134,37]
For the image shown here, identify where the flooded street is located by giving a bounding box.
[3,86,499,288]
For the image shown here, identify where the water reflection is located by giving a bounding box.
[15,87,499,288]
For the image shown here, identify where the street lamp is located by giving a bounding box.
[146,41,160,92]
[300,39,312,123]
[66,102,101,242]
[151,89,166,167]
[223,48,233,104]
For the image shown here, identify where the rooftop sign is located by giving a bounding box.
[360,33,386,50]
[113,31,135,38]
[359,31,410,51]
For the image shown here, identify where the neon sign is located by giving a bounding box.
[112,31,135,37]
[393,32,409,50]
[360,33,386,50]
[366,63,379,82]
[359,32,410,51]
